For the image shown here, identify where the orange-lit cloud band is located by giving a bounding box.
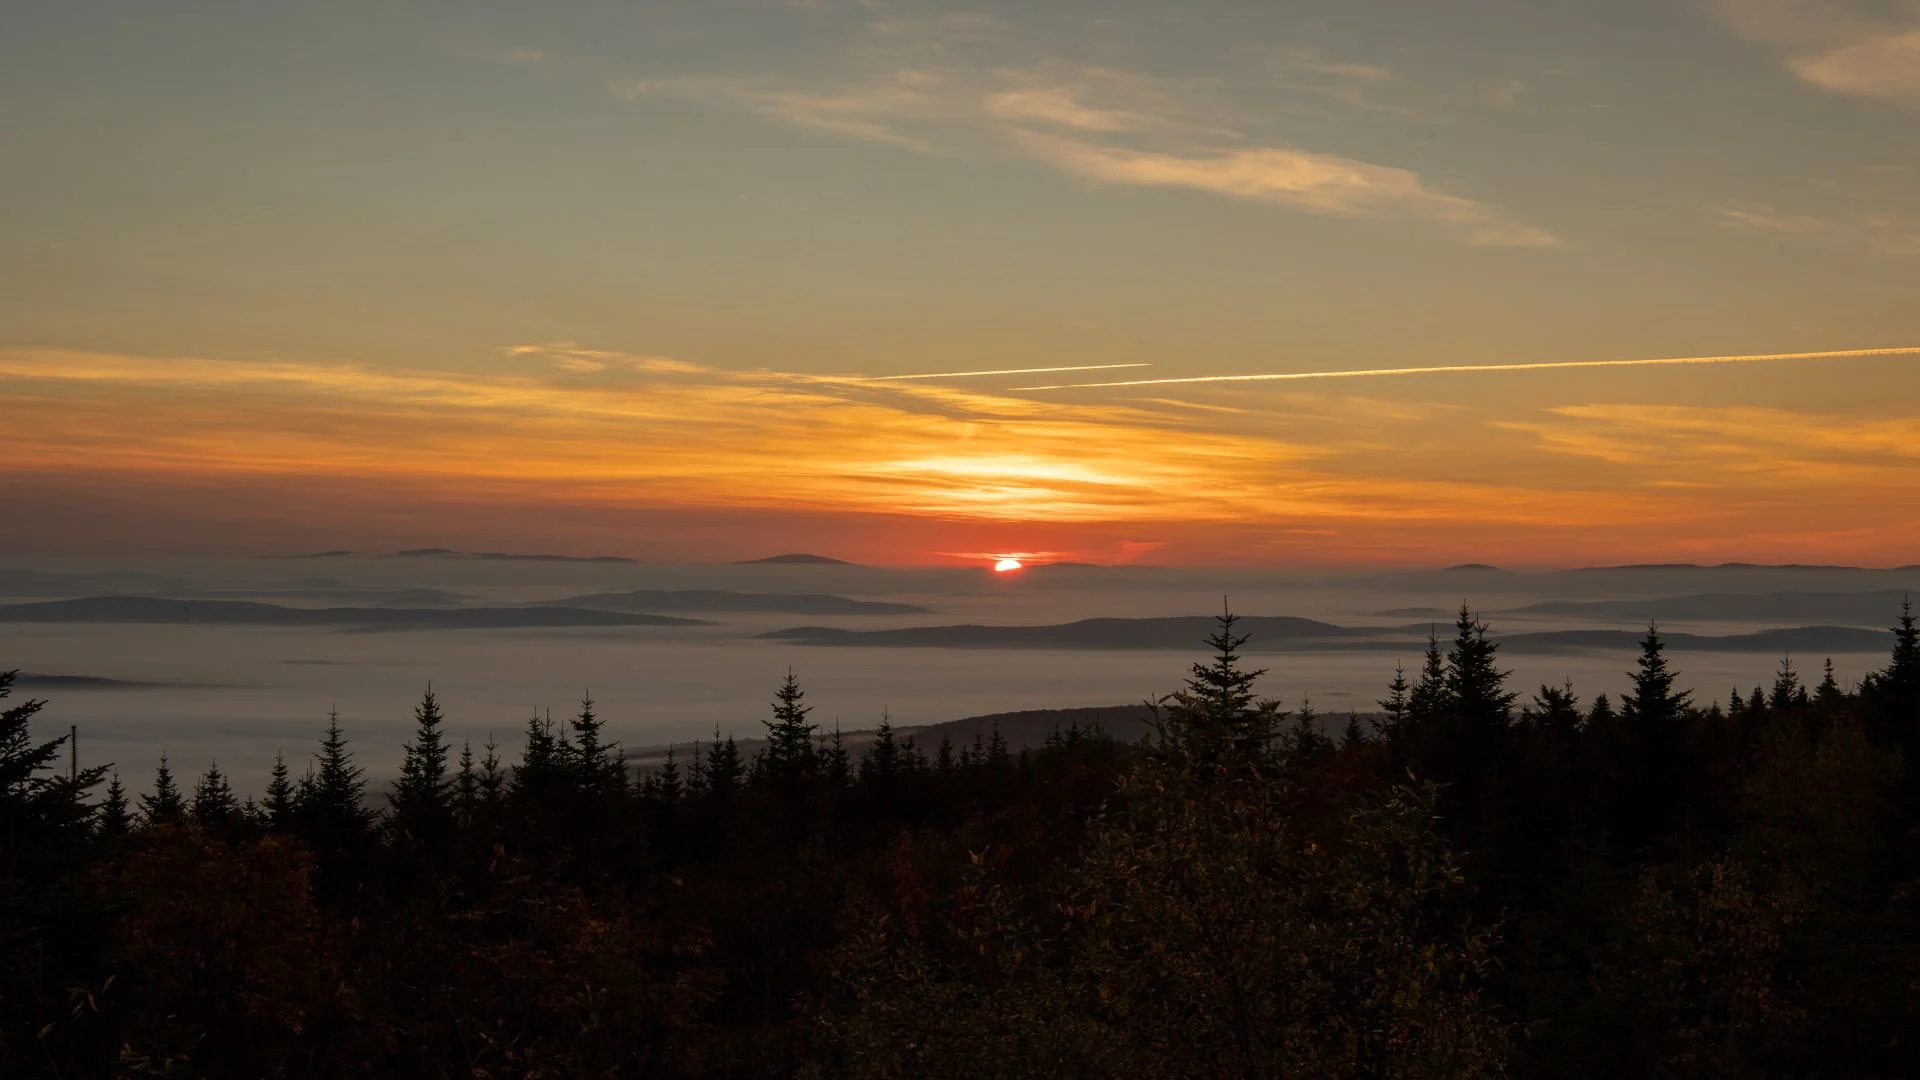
[1013,345,1920,390]
[7,344,1920,565]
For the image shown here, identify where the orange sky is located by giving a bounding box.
[4,3,1919,566]
[6,344,1919,566]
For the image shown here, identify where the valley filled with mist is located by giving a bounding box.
[8,551,1912,796]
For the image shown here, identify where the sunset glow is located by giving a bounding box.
[1,2,1916,567]
[994,558,1025,573]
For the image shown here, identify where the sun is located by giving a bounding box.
[993,557,1024,573]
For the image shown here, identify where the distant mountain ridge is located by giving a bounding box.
[738,553,856,565]
[540,588,928,615]
[760,615,1371,649]
[761,614,1902,655]
[0,597,705,630]
[1512,590,1920,626]
[393,549,637,563]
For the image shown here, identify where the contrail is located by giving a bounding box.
[857,363,1150,382]
[1010,346,1920,390]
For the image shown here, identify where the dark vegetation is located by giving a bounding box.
[4,600,1920,1077]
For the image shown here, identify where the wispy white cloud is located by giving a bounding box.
[1714,0,1920,106]
[1008,131,1561,247]
[627,44,1556,247]
[1714,200,1920,256]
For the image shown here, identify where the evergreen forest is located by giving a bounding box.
[5,601,1920,1078]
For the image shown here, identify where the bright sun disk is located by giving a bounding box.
[993,558,1023,572]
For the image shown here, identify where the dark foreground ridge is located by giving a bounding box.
[0,596,706,629]
[5,598,1920,1078]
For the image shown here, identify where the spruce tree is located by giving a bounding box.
[139,754,185,827]
[0,673,106,850]
[1816,658,1843,705]
[820,726,852,789]
[1340,713,1367,750]
[1407,606,1513,804]
[1284,699,1331,765]
[97,771,132,840]
[190,762,240,829]
[861,712,905,784]
[310,709,372,843]
[705,729,744,797]
[1863,599,1920,749]
[568,694,620,794]
[1407,631,1450,726]
[1165,607,1279,763]
[1378,663,1412,744]
[390,687,452,837]
[1445,605,1516,733]
[1770,656,1801,711]
[1609,625,1696,847]
[686,740,710,798]
[454,740,479,828]
[658,745,682,806]
[264,751,297,831]
[513,711,561,793]
[936,735,956,773]
[478,733,506,808]
[1588,693,1617,729]
[762,669,818,785]
[987,722,1011,771]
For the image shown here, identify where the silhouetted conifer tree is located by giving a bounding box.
[390,687,452,840]
[139,754,185,827]
[1165,607,1280,763]
[309,709,372,843]
[820,726,852,789]
[567,694,621,795]
[477,733,506,809]
[706,728,744,797]
[1606,625,1697,848]
[1770,656,1802,711]
[264,751,296,831]
[1340,713,1367,749]
[1587,693,1617,729]
[1408,630,1450,726]
[1378,663,1412,743]
[987,722,1011,770]
[97,771,131,840]
[762,670,818,788]
[1407,607,1513,809]
[685,740,710,798]
[936,734,956,773]
[1285,699,1331,765]
[1817,658,1844,705]
[190,762,240,830]
[454,740,479,828]
[658,746,682,807]
[861,712,905,784]
[1863,599,1920,749]
[512,710,566,807]
[0,672,105,850]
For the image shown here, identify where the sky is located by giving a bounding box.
[2,0,1918,567]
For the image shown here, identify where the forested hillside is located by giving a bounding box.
[4,602,1919,1077]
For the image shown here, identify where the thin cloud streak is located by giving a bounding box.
[854,363,1150,382]
[1012,345,1920,390]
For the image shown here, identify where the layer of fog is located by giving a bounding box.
[4,553,1913,797]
